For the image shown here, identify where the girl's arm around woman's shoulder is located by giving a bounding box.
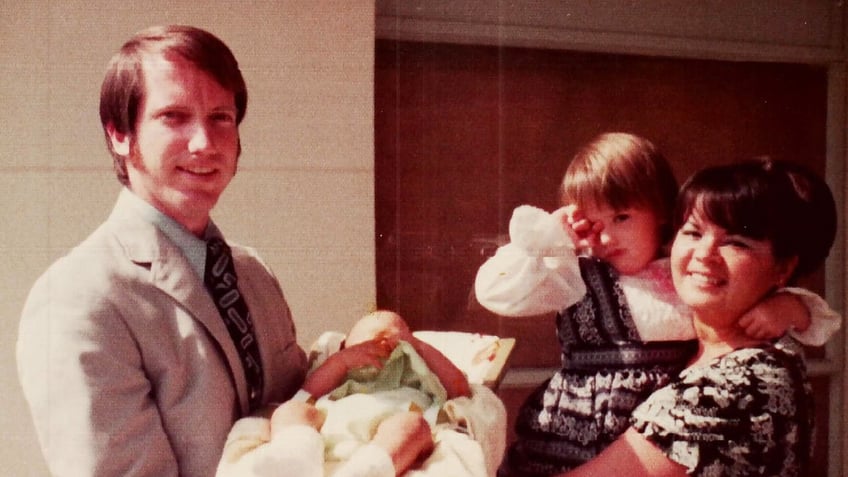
[782,286,842,346]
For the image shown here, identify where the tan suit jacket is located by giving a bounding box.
[17,191,307,477]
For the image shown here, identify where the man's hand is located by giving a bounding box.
[270,401,325,436]
[371,411,434,475]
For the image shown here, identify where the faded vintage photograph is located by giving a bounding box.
[2,2,844,476]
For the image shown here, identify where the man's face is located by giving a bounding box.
[109,53,240,235]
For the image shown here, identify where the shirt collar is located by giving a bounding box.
[119,188,221,278]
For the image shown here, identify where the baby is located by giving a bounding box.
[217,310,506,477]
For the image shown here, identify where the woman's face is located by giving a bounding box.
[670,208,795,326]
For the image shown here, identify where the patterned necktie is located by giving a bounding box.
[205,237,264,412]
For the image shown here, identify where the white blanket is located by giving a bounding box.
[217,384,505,477]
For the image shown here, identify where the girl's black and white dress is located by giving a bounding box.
[497,257,696,476]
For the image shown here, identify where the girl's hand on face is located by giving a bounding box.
[557,205,603,254]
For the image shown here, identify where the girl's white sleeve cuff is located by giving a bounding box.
[782,286,842,347]
[474,205,585,317]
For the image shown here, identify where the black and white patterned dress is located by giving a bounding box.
[499,258,697,477]
[631,338,813,476]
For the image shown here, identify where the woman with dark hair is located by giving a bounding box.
[560,158,837,476]
[476,133,839,476]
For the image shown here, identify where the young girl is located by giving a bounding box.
[474,133,839,476]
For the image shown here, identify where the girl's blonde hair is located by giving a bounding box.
[561,132,679,243]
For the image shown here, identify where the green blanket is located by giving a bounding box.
[326,340,448,407]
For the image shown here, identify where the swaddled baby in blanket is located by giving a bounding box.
[217,311,506,477]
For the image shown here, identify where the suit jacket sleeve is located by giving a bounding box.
[17,258,180,477]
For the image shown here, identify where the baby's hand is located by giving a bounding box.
[331,339,395,373]
[303,340,394,397]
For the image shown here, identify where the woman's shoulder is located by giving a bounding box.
[633,343,810,443]
[633,340,813,475]
[719,339,806,370]
[681,341,809,395]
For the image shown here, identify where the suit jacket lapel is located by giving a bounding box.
[106,196,251,414]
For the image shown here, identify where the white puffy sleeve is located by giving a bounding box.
[782,286,842,347]
[474,205,586,317]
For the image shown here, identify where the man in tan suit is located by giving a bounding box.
[17,26,307,476]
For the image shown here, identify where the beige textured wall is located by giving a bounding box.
[1,1,375,474]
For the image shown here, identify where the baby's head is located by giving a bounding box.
[346,310,412,347]
[561,133,679,273]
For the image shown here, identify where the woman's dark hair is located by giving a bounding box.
[674,157,836,283]
[99,25,247,185]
